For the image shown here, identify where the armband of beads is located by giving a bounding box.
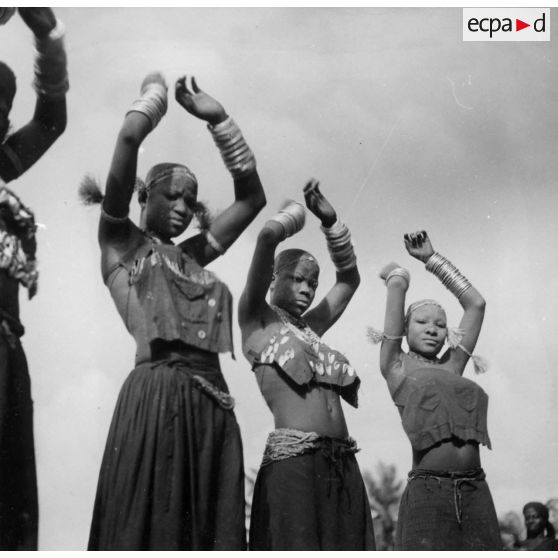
[208,117,256,178]
[425,252,472,299]
[126,81,168,130]
[32,17,69,97]
[320,219,357,272]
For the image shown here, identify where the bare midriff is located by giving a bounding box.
[255,364,349,439]
[413,438,481,471]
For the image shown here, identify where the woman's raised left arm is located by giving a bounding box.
[405,230,486,375]
[175,76,265,264]
[303,179,360,337]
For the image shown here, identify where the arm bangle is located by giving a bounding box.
[208,117,256,178]
[425,252,472,299]
[101,205,129,224]
[320,219,357,272]
[205,230,225,255]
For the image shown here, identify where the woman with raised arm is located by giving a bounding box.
[370,230,500,550]
[0,7,68,550]
[81,72,265,550]
[239,180,375,550]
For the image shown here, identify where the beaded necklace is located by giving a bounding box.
[407,350,440,365]
[271,305,321,346]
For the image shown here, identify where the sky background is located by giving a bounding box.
[1,6,557,550]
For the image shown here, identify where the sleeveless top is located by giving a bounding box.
[243,306,360,407]
[112,239,234,355]
[386,352,491,451]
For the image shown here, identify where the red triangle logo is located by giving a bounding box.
[516,19,530,31]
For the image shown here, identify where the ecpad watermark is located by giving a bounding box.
[463,8,550,42]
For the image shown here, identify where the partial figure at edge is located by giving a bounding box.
[0,7,68,551]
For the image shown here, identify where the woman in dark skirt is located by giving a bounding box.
[370,230,501,550]
[81,71,265,550]
[0,7,68,550]
[239,180,375,550]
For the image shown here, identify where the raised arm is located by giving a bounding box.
[378,263,409,378]
[98,73,167,267]
[405,230,485,375]
[303,179,360,337]
[238,201,305,330]
[0,8,68,182]
[175,77,266,265]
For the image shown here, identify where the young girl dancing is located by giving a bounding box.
[371,230,501,550]
[239,180,375,550]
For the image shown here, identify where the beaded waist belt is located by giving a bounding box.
[191,374,235,411]
[261,427,358,467]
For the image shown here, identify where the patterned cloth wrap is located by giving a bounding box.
[0,185,38,298]
[252,306,360,407]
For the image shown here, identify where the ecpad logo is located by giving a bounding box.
[463,8,550,42]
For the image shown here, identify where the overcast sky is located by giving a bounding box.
[1,6,557,550]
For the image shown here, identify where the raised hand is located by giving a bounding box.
[303,178,337,228]
[404,230,434,263]
[18,7,56,39]
[175,76,227,126]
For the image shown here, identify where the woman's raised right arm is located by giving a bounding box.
[378,262,409,379]
[238,202,305,329]
[99,73,167,247]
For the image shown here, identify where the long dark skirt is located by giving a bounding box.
[0,334,38,550]
[249,446,376,550]
[395,468,502,550]
[88,356,246,550]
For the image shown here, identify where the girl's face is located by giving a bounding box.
[406,304,447,358]
[144,176,197,241]
[270,258,320,318]
[524,507,545,537]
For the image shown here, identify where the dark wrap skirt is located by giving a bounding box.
[249,435,376,550]
[395,468,502,550]
[0,316,37,551]
[88,355,246,550]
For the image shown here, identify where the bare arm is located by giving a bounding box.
[238,220,284,329]
[98,73,167,275]
[238,201,305,330]
[378,263,408,378]
[0,8,67,182]
[175,77,266,265]
[302,179,360,336]
[405,230,485,375]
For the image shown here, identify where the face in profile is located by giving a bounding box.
[524,506,546,537]
[144,174,198,240]
[270,254,320,318]
[406,304,448,358]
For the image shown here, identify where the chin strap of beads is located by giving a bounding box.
[208,117,256,178]
[32,17,69,97]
